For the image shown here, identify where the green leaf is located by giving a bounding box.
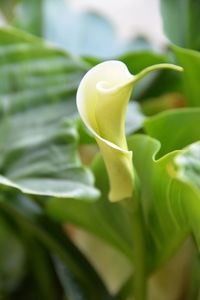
[0,27,99,200]
[48,131,200,274]
[14,0,43,36]
[53,257,88,300]
[24,240,60,300]
[160,0,200,50]
[47,107,200,263]
[173,46,200,106]
[0,216,25,294]
[174,142,200,246]
[47,155,133,259]
[0,196,112,300]
[128,135,200,270]
[129,135,186,269]
[175,143,200,192]
[186,245,200,300]
[144,108,200,157]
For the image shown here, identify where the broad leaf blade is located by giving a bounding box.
[0,27,99,200]
[128,135,200,270]
[160,0,200,50]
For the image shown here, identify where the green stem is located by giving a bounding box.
[134,63,183,84]
[115,63,183,93]
[125,192,147,300]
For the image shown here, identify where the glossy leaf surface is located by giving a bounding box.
[0,27,98,201]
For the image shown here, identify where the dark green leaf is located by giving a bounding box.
[144,108,200,157]
[173,46,200,106]
[53,256,87,300]
[187,245,200,300]
[0,216,25,294]
[0,196,112,300]
[160,0,200,50]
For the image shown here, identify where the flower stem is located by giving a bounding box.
[134,63,183,84]
[125,191,147,300]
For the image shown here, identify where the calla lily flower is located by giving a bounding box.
[76,61,183,202]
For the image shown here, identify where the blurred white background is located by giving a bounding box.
[0,0,167,49]
[70,0,167,46]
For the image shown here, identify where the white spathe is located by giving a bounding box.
[77,61,135,202]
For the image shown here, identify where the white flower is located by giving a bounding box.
[77,60,183,202]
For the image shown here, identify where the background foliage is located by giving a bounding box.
[0,1,200,299]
